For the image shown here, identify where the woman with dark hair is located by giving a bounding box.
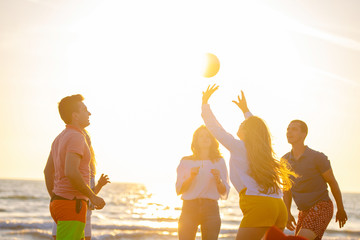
[176,125,230,240]
[201,84,296,240]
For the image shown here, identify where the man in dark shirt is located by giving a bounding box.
[282,120,347,240]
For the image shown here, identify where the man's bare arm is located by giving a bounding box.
[65,152,105,209]
[322,168,347,228]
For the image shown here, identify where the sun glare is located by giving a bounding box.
[55,1,310,189]
[1,1,360,239]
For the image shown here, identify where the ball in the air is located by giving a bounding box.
[203,53,220,78]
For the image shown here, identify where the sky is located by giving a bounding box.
[0,0,360,192]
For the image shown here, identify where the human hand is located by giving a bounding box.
[336,209,348,228]
[232,90,249,113]
[210,169,221,183]
[90,195,106,210]
[190,167,200,178]
[202,84,219,105]
[98,174,111,187]
[286,213,296,231]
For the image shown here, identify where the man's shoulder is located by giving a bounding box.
[281,151,291,160]
[51,129,67,146]
[306,147,328,159]
[52,129,86,150]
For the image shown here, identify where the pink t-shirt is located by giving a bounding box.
[51,125,90,200]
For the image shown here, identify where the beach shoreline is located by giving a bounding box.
[0,179,359,240]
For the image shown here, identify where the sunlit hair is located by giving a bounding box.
[58,94,84,124]
[83,129,96,177]
[191,125,222,163]
[290,120,308,137]
[241,116,296,194]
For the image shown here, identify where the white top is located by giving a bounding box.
[176,158,230,200]
[201,104,282,198]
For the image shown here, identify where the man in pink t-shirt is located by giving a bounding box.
[44,94,105,239]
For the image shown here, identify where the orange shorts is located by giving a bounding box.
[50,199,87,239]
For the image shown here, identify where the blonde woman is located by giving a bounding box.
[176,125,230,240]
[201,84,295,240]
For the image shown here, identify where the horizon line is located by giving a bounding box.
[1,177,359,194]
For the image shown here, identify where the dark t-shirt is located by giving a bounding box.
[282,146,331,211]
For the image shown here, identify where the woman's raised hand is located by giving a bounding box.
[202,84,219,105]
[232,90,249,113]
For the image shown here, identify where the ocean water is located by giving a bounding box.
[0,179,359,240]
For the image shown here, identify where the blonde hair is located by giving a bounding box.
[241,116,295,194]
[83,130,96,177]
[191,125,222,163]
